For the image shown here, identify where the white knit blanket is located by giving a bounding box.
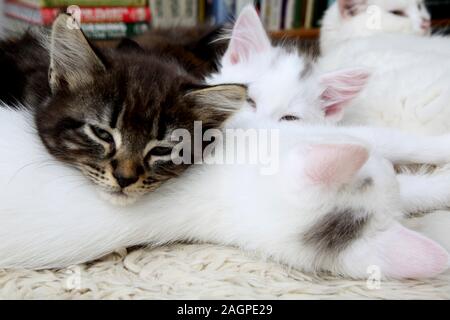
[1,244,448,299]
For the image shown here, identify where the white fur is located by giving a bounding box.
[405,211,450,252]
[1,6,450,279]
[318,1,450,250]
[319,0,450,134]
[208,6,450,214]
[0,105,449,278]
[321,0,431,53]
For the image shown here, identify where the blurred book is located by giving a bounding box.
[2,0,359,38]
[16,0,147,7]
[3,0,151,39]
[82,22,149,39]
[150,0,198,27]
[4,0,151,25]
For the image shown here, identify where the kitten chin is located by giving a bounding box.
[99,190,139,207]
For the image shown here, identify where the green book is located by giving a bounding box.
[81,22,149,39]
[293,0,302,29]
[18,0,148,7]
[312,0,330,28]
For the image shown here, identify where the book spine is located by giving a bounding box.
[5,2,151,25]
[4,1,49,25]
[204,0,214,24]
[304,0,313,28]
[198,0,206,24]
[293,0,302,29]
[30,0,148,8]
[149,0,164,27]
[263,0,282,31]
[284,0,295,29]
[81,22,149,39]
[212,0,234,25]
[180,0,198,27]
[78,7,151,23]
[312,0,329,28]
[235,0,254,15]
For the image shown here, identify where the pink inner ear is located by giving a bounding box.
[320,69,370,121]
[305,144,369,186]
[376,224,449,279]
[338,0,367,18]
[224,5,271,65]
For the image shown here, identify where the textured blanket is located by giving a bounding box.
[1,244,449,299]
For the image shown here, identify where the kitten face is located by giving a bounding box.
[36,15,247,205]
[208,6,369,126]
[321,0,431,51]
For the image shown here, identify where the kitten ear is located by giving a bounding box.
[49,14,106,93]
[304,144,369,187]
[223,5,272,65]
[185,84,247,127]
[320,68,370,122]
[357,224,449,279]
[338,0,368,18]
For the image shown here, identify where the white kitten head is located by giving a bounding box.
[321,0,431,52]
[208,5,369,126]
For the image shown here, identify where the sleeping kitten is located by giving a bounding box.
[207,6,450,217]
[321,0,431,53]
[318,0,450,134]
[0,14,247,205]
[0,105,448,279]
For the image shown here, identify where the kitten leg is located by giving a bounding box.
[338,126,450,165]
[397,168,450,214]
[404,211,450,252]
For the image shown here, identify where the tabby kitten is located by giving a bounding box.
[0,14,247,205]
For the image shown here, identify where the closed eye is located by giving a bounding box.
[280,115,301,122]
[89,125,114,144]
[148,146,173,157]
[145,146,173,165]
[390,10,407,17]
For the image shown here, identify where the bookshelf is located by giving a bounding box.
[270,18,450,40]
[432,19,450,27]
[271,28,320,39]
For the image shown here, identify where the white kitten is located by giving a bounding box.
[319,0,450,135]
[0,106,448,279]
[317,0,450,248]
[321,0,431,53]
[208,6,450,217]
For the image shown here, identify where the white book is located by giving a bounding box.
[284,0,296,30]
[235,0,254,16]
[261,0,282,31]
[151,0,197,28]
[179,0,198,27]
[305,0,314,28]
[149,0,166,27]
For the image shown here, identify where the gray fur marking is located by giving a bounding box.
[303,208,370,253]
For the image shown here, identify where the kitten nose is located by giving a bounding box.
[114,174,139,189]
[421,20,431,29]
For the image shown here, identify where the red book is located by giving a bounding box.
[4,0,151,25]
